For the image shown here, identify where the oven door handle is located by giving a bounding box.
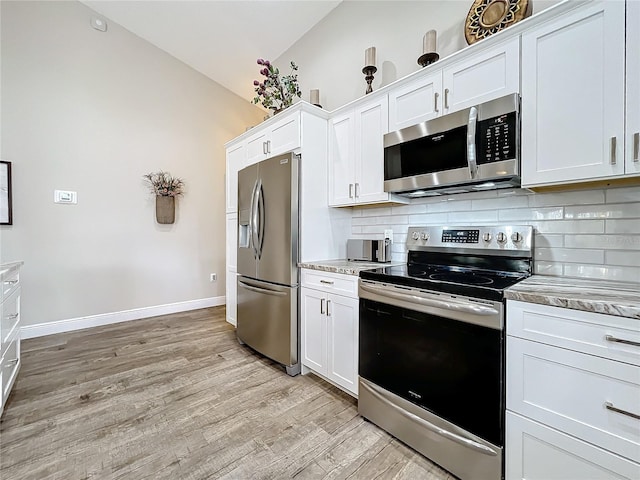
[360,380,498,456]
[360,283,499,316]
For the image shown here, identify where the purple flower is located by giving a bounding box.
[253,80,259,86]
[264,60,271,67]
[257,58,264,65]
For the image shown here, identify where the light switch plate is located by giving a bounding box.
[54,190,77,204]
[384,229,393,244]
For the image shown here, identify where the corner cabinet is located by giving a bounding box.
[521,1,639,187]
[505,300,640,480]
[328,95,408,207]
[388,37,520,132]
[300,269,359,396]
[1,262,23,417]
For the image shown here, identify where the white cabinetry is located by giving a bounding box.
[225,141,245,214]
[246,113,300,165]
[521,1,639,187]
[300,269,359,396]
[505,300,640,480]
[328,95,407,207]
[626,0,640,176]
[1,263,22,417]
[225,214,238,327]
[388,37,519,131]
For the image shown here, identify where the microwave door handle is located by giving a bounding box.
[467,106,478,179]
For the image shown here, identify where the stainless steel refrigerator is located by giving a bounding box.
[236,152,300,376]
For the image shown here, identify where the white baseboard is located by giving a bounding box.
[21,296,226,339]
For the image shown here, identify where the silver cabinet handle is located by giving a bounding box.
[605,335,640,347]
[6,359,18,367]
[266,140,271,154]
[605,402,640,420]
[434,92,439,113]
[5,313,19,320]
[4,280,18,285]
[349,183,353,198]
[444,88,450,109]
[355,183,360,198]
[320,298,325,314]
[610,137,617,165]
[326,300,331,316]
[262,141,267,155]
[320,280,334,285]
[360,380,498,456]
[633,132,639,162]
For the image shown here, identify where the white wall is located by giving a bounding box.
[0,1,264,327]
[350,186,640,283]
[275,0,560,111]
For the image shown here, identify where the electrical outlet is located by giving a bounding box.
[210,273,217,282]
[384,229,393,244]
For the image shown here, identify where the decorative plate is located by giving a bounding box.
[465,0,532,45]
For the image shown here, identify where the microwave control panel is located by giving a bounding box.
[477,111,517,165]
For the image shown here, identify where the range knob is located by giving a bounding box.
[420,232,429,241]
[511,232,523,243]
[412,231,420,240]
[482,233,492,243]
[496,232,507,244]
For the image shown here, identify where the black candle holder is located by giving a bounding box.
[417,52,439,68]
[362,65,377,94]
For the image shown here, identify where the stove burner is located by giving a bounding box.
[428,272,494,285]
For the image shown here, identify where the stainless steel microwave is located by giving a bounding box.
[383,93,521,197]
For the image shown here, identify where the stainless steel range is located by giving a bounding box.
[358,225,533,480]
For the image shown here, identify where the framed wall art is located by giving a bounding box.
[1,161,13,225]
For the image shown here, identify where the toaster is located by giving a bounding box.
[347,239,391,263]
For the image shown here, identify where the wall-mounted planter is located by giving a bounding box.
[155,195,175,224]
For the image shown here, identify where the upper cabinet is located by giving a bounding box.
[246,113,300,165]
[328,95,408,207]
[388,37,520,132]
[521,1,639,188]
[225,141,245,214]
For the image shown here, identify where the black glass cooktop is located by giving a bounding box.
[360,251,531,301]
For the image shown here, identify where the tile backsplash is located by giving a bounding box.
[350,186,640,283]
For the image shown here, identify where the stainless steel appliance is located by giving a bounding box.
[384,94,520,197]
[346,239,391,263]
[237,152,300,376]
[358,225,533,480]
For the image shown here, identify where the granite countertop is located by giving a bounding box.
[505,275,640,319]
[0,261,23,281]
[299,259,404,276]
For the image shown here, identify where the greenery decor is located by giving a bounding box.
[143,171,185,197]
[252,59,301,113]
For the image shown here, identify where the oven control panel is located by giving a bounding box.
[407,225,533,254]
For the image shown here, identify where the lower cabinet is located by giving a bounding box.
[505,300,640,480]
[300,269,359,396]
[1,263,22,417]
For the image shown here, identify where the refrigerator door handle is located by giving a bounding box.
[257,183,265,259]
[251,179,262,259]
[238,279,287,297]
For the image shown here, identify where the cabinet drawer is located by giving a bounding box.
[1,287,20,349]
[506,411,640,480]
[1,332,20,404]
[301,269,358,298]
[507,300,640,366]
[1,271,19,301]
[507,337,640,462]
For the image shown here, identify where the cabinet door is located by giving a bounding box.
[268,113,300,156]
[626,0,640,175]
[326,294,359,395]
[225,142,245,214]
[506,412,640,480]
[328,112,356,206]
[521,2,625,187]
[442,37,519,114]
[355,97,390,205]
[300,287,327,375]
[246,129,268,165]
[225,271,237,327]
[388,72,442,131]
[225,214,237,272]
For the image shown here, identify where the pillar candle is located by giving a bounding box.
[310,89,320,105]
[423,30,437,54]
[365,46,376,68]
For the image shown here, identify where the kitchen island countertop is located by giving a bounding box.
[299,259,404,276]
[505,275,640,320]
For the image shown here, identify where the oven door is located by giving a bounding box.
[358,280,504,480]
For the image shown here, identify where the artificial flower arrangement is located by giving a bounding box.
[252,59,301,113]
[143,171,185,197]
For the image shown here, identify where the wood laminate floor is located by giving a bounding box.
[0,307,455,480]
